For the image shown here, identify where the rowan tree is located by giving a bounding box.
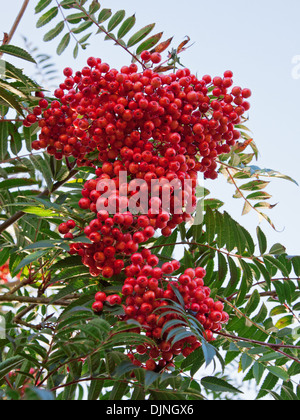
[0,0,299,401]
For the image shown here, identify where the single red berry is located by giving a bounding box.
[92,301,103,313]
[58,223,69,234]
[95,292,107,302]
[141,50,151,62]
[150,53,162,64]
[66,220,76,229]
[78,198,91,209]
[145,359,156,371]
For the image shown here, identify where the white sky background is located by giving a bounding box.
[1,0,300,400]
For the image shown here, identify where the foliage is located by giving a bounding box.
[0,0,299,401]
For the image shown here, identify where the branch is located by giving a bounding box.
[149,240,264,264]
[0,168,78,235]
[0,294,74,307]
[216,331,300,350]
[216,331,300,364]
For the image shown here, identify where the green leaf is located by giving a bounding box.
[0,178,38,190]
[0,247,10,266]
[136,32,163,55]
[98,8,112,23]
[223,212,235,252]
[0,120,8,161]
[269,243,286,256]
[275,315,294,329]
[239,225,255,255]
[0,45,36,63]
[257,372,279,399]
[22,207,58,217]
[245,289,260,316]
[217,252,228,284]
[204,198,225,211]
[36,7,58,28]
[24,240,59,250]
[43,21,65,41]
[247,191,272,201]
[35,0,52,14]
[257,226,267,255]
[109,381,128,400]
[60,0,76,7]
[57,33,71,55]
[0,356,24,380]
[263,255,289,278]
[66,12,87,24]
[73,43,79,59]
[201,376,243,394]
[227,256,239,289]
[241,353,253,372]
[240,180,270,191]
[88,380,103,400]
[89,0,101,14]
[107,10,125,32]
[266,366,289,382]
[292,256,300,276]
[0,87,24,116]
[117,15,136,39]
[253,302,268,323]
[30,154,53,191]
[145,370,160,389]
[72,21,93,34]
[15,250,49,272]
[127,23,156,48]
[253,362,264,385]
[253,259,271,289]
[205,207,215,243]
[201,340,217,367]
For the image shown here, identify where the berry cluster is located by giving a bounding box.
[25,55,251,181]
[24,54,249,370]
[0,263,10,283]
[0,262,22,284]
[66,162,195,278]
[110,252,228,372]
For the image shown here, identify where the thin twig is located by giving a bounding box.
[216,331,300,364]
[0,294,74,306]
[149,240,264,264]
[0,0,30,53]
[74,1,146,68]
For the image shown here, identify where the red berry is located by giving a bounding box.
[146,359,156,371]
[95,292,107,302]
[78,198,91,209]
[150,53,162,64]
[66,220,76,229]
[141,50,151,62]
[92,301,103,313]
[58,223,69,234]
